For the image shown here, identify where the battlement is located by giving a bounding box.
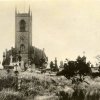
[15,7,32,17]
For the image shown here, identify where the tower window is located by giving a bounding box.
[20,44,25,52]
[19,20,26,32]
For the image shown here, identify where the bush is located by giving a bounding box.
[2,70,100,100]
[72,83,87,100]
[85,83,100,100]
[20,74,58,98]
[0,89,25,100]
[0,70,17,91]
[57,86,74,100]
[56,81,89,100]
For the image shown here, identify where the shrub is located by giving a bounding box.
[20,74,58,98]
[72,83,87,100]
[56,86,74,100]
[85,83,100,100]
[0,89,25,100]
[0,70,17,91]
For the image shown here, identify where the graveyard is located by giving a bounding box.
[1,3,100,100]
[0,64,100,100]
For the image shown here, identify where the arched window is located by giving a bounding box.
[19,20,26,32]
[20,44,25,52]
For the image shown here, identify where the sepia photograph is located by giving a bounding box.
[0,0,100,100]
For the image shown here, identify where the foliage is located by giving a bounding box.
[29,46,47,67]
[1,70,100,100]
[50,61,59,72]
[76,56,92,78]
[57,56,92,81]
[50,61,54,71]
[39,58,45,68]
[0,89,25,100]
[2,46,47,68]
[0,70,17,91]
[18,72,59,98]
[85,82,100,100]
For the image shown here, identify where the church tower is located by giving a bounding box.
[15,8,32,62]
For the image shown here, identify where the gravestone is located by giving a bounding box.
[21,60,24,71]
[10,55,13,66]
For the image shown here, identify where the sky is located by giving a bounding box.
[0,0,100,65]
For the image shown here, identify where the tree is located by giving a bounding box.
[50,61,54,71]
[31,46,47,67]
[57,56,91,81]
[57,60,77,79]
[76,56,91,80]
[39,58,45,68]
[54,58,59,71]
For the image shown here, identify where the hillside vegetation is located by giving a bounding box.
[0,70,100,100]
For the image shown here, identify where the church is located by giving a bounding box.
[2,8,47,68]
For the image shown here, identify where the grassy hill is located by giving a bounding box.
[0,70,100,100]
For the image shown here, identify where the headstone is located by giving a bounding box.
[27,64,32,72]
[25,63,28,71]
[13,63,18,72]
[10,55,13,66]
[21,61,24,71]
[31,63,36,72]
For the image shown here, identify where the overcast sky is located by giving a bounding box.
[0,0,100,64]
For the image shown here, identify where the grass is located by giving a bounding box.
[0,88,25,100]
[1,70,100,100]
